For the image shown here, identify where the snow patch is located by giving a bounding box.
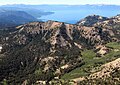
[0,46,2,52]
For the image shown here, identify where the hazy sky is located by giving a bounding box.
[0,0,120,5]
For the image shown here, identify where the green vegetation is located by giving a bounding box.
[61,50,97,79]
[106,42,120,50]
[34,68,42,78]
[61,42,120,79]
[1,79,8,85]
[0,16,120,85]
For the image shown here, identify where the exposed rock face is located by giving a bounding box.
[73,58,120,83]
[0,21,84,84]
[0,14,120,84]
[96,45,109,56]
[15,20,119,49]
[94,15,120,41]
[89,58,120,79]
[94,15,120,27]
[77,15,108,27]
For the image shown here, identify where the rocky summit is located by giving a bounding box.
[0,14,120,85]
[77,15,109,27]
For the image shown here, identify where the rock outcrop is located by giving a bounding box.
[0,14,120,85]
[77,15,108,27]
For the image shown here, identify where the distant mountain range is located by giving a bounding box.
[0,10,37,28]
[0,4,120,24]
[2,4,120,10]
[0,5,54,18]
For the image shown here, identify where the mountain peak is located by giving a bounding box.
[77,15,108,27]
[0,14,120,85]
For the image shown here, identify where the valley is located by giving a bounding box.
[0,14,120,85]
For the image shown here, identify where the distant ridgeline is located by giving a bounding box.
[0,13,120,85]
[0,5,54,29]
[0,10,37,28]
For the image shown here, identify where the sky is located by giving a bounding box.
[0,0,120,5]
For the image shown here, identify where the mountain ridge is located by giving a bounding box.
[0,10,37,28]
[0,14,120,85]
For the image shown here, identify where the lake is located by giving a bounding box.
[39,6,120,24]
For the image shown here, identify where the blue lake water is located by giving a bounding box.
[40,8,120,24]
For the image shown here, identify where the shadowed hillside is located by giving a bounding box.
[0,14,120,85]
